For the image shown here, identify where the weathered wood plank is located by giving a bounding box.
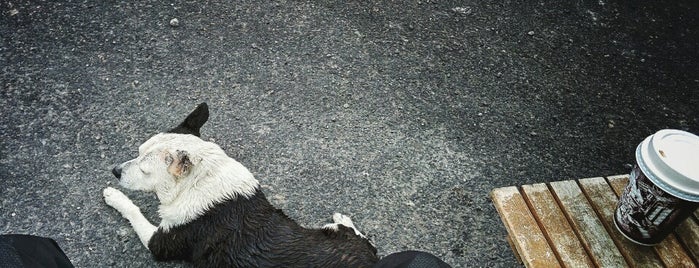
[675,209,699,262]
[506,235,523,264]
[549,180,627,267]
[578,177,663,267]
[491,187,560,268]
[605,175,629,198]
[606,175,696,267]
[521,183,594,268]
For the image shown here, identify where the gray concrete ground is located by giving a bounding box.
[1,0,697,267]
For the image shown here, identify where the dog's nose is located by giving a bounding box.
[112,166,122,179]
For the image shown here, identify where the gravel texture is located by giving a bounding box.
[1,1,697,267]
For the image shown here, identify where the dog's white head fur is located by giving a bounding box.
[115,133,259,230]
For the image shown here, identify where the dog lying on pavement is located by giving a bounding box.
[103,103,379,267]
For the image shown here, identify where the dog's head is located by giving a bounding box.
[111,133,206,192]
[111,104,259,221]
[111,103,211,192]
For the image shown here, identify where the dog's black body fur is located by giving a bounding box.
[148,188,378,267]
[145,103,379,267]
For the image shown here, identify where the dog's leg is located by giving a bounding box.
[322,213,367,239]
[103,187,157,249]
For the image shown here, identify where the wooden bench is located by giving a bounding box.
[491,175,699,267]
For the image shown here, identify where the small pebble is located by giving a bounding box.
[169,18,180,27]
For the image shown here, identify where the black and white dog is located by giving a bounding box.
[104,103,379,267]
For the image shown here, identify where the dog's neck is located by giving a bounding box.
[156,157,259,231]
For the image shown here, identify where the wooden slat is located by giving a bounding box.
[606,175,696,267]
[676,218,699,262]
[549,180,628,267]
[578,177,663,267]
[506,235,523,264]
[605,175,629,198]
[521,184,594,267]
[491,187,560,268]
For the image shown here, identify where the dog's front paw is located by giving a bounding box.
[103,187,139,215]
[103,187,128,205]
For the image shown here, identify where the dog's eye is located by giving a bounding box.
[139,166,150,174]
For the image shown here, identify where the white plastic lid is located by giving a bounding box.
[637,129,699,201]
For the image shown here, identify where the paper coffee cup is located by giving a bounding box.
[614,129,699,246]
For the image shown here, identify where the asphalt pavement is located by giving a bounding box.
[1,0,697,267]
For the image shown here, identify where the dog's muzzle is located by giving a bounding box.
[112,165,122,179]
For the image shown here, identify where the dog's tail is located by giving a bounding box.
[168,102,209,137]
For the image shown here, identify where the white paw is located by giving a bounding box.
[103,187,128,206]
[331,213,366,238]
[103,187,138,215]
[332,213,355,227]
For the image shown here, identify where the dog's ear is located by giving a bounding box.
[167,150,194,179]
[168,102,209,137]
